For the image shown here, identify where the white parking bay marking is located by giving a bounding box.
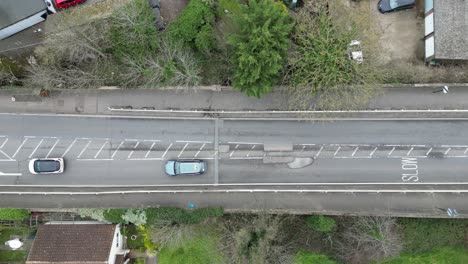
[95,141,109,159]
[0,138,8,149]
[62,139,77,158]
[162,143,173,158]
[315,146,324,157]
[230,144,239,158]
[128,141,140,159]
[29,138,44,158]
[0,171,21,176]
[369,147,378,157]
[145,142,157,158]
[12,138,28,158]
[46,139,60,158]
[246,145,256,157]
[111,141,125,159]
[177,143,189,158]
[77,140,92,159]
[195,143,206,158]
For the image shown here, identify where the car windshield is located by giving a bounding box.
[34,160,59,172]
[174,162,180,174]
[389,0,399,9]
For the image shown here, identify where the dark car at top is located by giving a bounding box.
[378,0,415,13]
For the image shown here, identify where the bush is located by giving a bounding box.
[0,208,30,220]
[294,250,337,264]
[399,218,468,254]
[306,215,336,233]
[167,0,216,53]
[109,0,159,60]
[229,0,293,97]
[146,207,223,226]
[103,209,126,223]
[77,208,106,222]
[122,209,147,226]
[379,247,468,264]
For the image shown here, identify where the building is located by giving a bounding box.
[424,0,468,62]
[26,222,129,264]
[0,0,51,40]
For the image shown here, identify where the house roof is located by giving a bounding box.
[26,223,117,264]
[433,0,468,60]
[0,0,46,29]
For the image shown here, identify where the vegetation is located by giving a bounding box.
[306,215,336,233]
[0,208,30,220]
[0,225,33,262]
[398,218,468,253]
[229,0,293,97]
[293,250,337,264]
[380,247,468,264]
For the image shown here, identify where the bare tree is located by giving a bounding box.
[333,216,403,264]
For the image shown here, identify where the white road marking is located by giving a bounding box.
[111,141,125,159]
[247,144,256,157]
[12,138,28,158]
[230,157,263,160]
[315,146,324,157]
[351,147,359,157]
[46,139,60,158]
[128,141,140,159]
[177,143,189,158]
[406,147,414,156]
[77,159,113,161]
[0,138,8,149]
[162,143,173,158]
[426,147,433,156]
[227,141,262,145]
[465,148,468,155]
[62,139,77,158]
[128,158,164,161]
[24,136,36,138]
[0,150,13,160]
[388,147,395,156]
[29,138,44,158]
[77,140,92,159]
[385,144,426,147]
[77,137,109,140]
[145,142,157,158]
[212,150,218,158]
[124,139,140,141]
[334,146,341,156]
[230,144,239,157]
[195,143,206,158]
[369,147,378,157]
[444,148,451,155]
[176,140,211,143]
[94,141,109,159]
[0,172,21,176]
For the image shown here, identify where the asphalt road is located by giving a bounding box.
[1,114,468,186]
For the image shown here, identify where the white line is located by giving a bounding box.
[426,147,433,156]
[77,140,92,159]
[24,136,36,138]
[128,141,140,159]
[76,137,109,140]
[162,143,173,158]
[315,146,324,157]
[77,159,113,161]
[298,144,316,146]
[0,150,13,160]
[0,172,22,176]
[145,142,157,158]
[62,139,77,158]
[111,141,125,159]
[300,145,306,153]
[246,144,256,157]
[128,158,164,161]
[464,148,468,155]
[444,148,451,155]
[385,144,426,147]
[230,144,239,157]
[334,146,341,156]
[94,141,109,159]
[333,156,373,159]
[441,145,468,148]
[46,139,60,158]
[212,150,218,158]
[445,156,468,158]
[388,147,395,156]
[29,138,44,158]
[0,138,8,149]
[176,140,211,144]
[12,138,28,158]
[369,147,378,156]
[406,147,414,156]
[177,143,189,158]
[227,141,262,145]
[351,147,359,157]
[230,157,263,160]
[195,143,206,158]
[124,139,140,141]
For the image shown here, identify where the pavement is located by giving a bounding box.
[1,85,468,115]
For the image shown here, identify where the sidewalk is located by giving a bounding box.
[0,85,467,115]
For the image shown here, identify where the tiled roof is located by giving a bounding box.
[26,224,116,264]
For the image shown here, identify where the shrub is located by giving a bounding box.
[103,209,126,223]
[229,0,293,97]
[76,208,106,222]
[379,247,468,264]
[167,0,216,53]
[137,225,158,256]
[122,209,147,226]
[306,215,336,233]
[294,250,337,264]
[146,207,223,226]
[0,208,30,220]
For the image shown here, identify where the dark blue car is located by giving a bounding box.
[378,0,415,13]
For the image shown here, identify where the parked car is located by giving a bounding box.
[29,158,65,174]
[53,0,87,10]
[165,159,206,176]
[378,0,415,13]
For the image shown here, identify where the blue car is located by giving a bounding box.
[378,0,415,13]
[165,159,207,176]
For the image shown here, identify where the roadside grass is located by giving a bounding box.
[379,247,468,264]
[398,218,468,254]
[0,225,34,262]
[157,224,224,264]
